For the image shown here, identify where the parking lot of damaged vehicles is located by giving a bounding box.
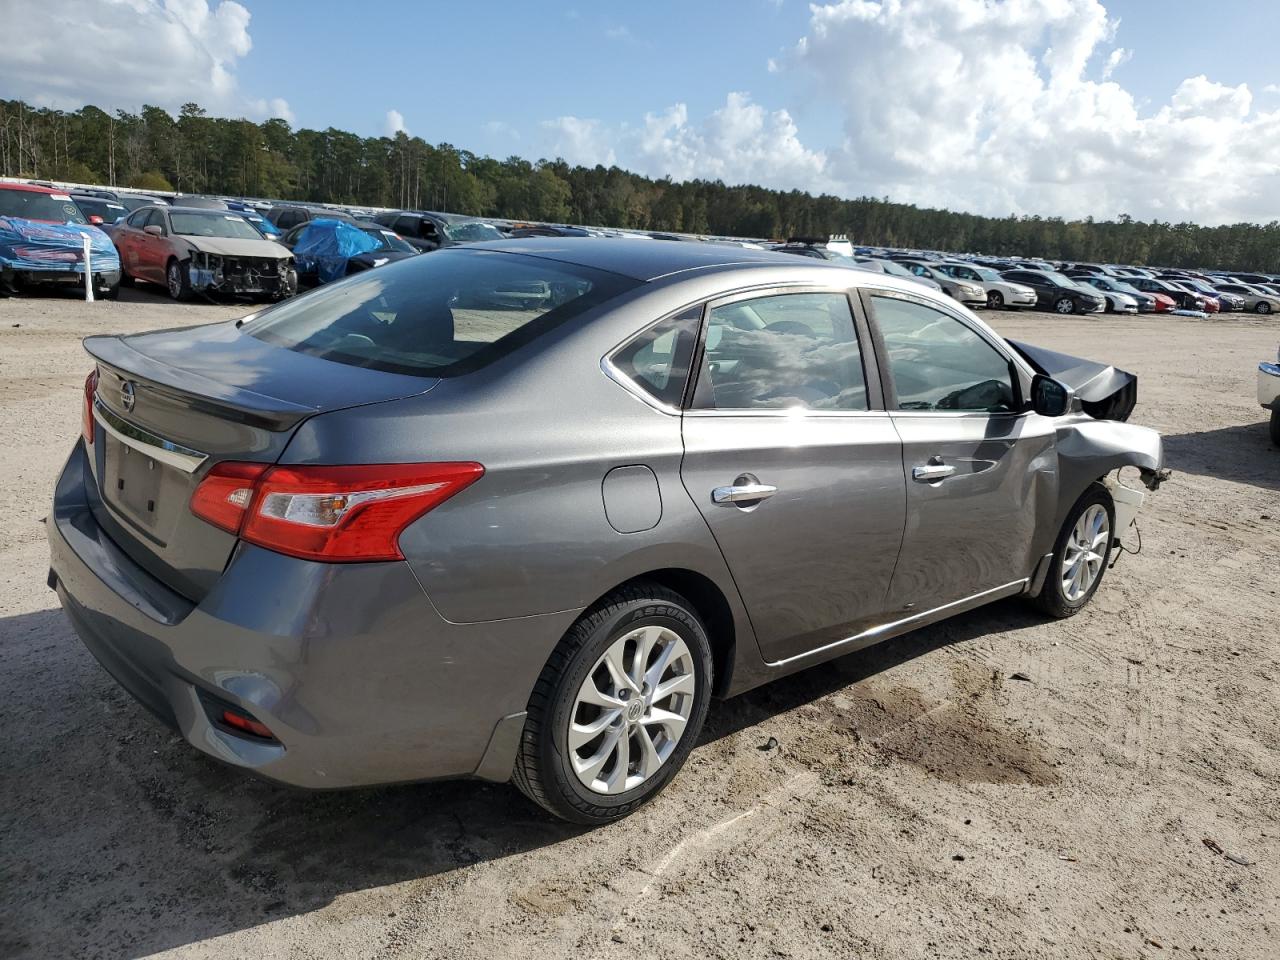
[1,286,1277,959]
[7,178,1280,314]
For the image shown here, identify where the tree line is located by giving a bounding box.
[3,98,1280,272]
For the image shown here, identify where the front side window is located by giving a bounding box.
[870,295,1017,413]
[610,307,701,408]
[694,292,868,411]
[248,248,637,378]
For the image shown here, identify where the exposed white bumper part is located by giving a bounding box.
[1104,474,1145,546]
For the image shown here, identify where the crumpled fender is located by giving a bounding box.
[1056,417,1166,495]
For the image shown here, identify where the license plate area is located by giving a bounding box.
[103,435,170,541]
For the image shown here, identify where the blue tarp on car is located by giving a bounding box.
[292,218,380,283]
[0,217,120,274]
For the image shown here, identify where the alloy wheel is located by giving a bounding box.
[167,263,182,299]
[1055,297,1075,314]
[1061,504,1110,601]
[568,625,696,795]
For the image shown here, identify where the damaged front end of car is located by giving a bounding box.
[1012,339,1170,586]
[186,251,297,300]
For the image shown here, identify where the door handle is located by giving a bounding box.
[912,460,957,482]
[712,482,778,505]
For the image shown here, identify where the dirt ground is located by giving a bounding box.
[1,285,1277,960]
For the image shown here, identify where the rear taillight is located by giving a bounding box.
[82,369,99,445]
[190,461,484,562]
[189,462,270,534]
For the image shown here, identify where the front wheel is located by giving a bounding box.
[166,259,191,302]
[1256,301,1272,315]
[1055,296,1076,315]
[512,583,713,824]
[1030,484,1115,619]
[986,290,1004,309]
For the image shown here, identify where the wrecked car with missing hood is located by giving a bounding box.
[111,204,296,302]
[0,183,121,298]
[48,243,1165,825]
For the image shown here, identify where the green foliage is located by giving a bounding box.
[131,170,174,192]
[2,98,1278,271]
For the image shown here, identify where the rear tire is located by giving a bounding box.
[1030,484,1115,619]
[1270,409,1280,447]
[512,582,713,825]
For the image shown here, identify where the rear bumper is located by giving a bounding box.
[2,265,120,288]
[47,442,575,789]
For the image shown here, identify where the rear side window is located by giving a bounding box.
[693,292,868,411]
[869,295,1016,413]
[609,307,701,408]
[247,249,637,378]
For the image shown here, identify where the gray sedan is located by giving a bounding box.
[49,241,1165,824]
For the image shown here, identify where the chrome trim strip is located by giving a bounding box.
[93,397,208,474]
[599,355,683,416]
[764,579,1028,667]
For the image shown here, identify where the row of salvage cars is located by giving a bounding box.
[0,180,510,302]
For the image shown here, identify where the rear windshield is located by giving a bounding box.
[246,248,638,377]
[0,188,87,224]
[443,219,505,243]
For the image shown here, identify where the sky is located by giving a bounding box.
[3,0,1280,225]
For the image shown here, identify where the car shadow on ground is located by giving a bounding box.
[1163,420,1279,493]
[1,597,1045,959]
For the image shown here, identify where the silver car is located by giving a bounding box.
[900,260,988,307]
[934,262,1039,309]
[48,241,1165,824]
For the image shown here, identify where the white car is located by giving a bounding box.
[1260,346,1280,446]
[936,262,1039,310]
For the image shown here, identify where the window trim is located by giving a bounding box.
[858,286,1031,418]
[685,284,885,417]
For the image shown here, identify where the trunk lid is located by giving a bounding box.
[84,319,437,600]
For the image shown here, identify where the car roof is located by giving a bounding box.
[462,237,817,281]
[0,183,60,194]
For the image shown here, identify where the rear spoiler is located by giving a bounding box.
[85,334,315,431]
[1008,339,1137,422]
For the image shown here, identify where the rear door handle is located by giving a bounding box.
[712,482,778,505]
[912,460,957,482]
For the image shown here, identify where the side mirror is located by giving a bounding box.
[88,215,104,225]
[1030,375,1073,417]
[143,224,164,237]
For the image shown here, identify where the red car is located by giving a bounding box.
[0,183,121,297]
[1149,292,1176,312]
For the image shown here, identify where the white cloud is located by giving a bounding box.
[545,92,828,190]
[545,0,1280,225]
[605,25,630,39]
[788,0,1280,223]
[385,109,408,137]
[0,0,290,122]
[543,116,618,168]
